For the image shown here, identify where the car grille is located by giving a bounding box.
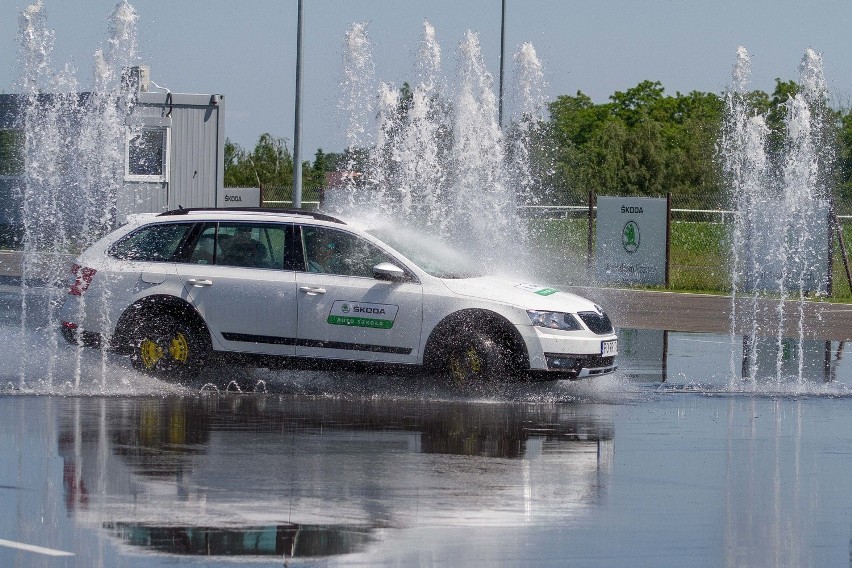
[577,311,614,335]
[576,355,615,369]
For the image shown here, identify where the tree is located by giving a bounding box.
[547,81,723,207]
[610,80,666,126]
[765,79,800,161]
[302,148,341,190]
[223,133,293,188]
[835,108,852,211]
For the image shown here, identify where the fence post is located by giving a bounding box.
[832,209,852,295]
[665,192,672,288]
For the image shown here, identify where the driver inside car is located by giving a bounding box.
[305,229,339,273]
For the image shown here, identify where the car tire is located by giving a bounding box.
[129,314,208,380]
[445,330,511,387]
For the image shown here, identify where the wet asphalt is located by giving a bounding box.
[572,285,852,340]
[3,283,852,566]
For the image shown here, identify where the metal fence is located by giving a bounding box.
[246,188,852,297]
[520,204,852,224]
[520,203,852,299]
[258,184,323,208]
[519,204,737,223]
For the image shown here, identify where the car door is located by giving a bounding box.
[176,222,299,356]
[98,221,195,329]
[295,225,424,364]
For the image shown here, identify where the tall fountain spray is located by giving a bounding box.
[506,41,548,210]
[17,0,68,387]
[327,22,545,265]
[335,22,375,213]
[723,47,834,385]
[331,21,548,267]
[723,46,769,383]
[447,30,516,258]
[77,1,140,246]
[15,1,141,388]
[370,21,450,230]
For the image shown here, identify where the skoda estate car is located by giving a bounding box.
[59,208,618,383]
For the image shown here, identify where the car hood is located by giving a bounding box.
[440,276,601,313]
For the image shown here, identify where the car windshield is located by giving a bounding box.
[367,228,485,279]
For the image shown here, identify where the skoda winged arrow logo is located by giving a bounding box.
[341,303,350,313]
[622,220,640,253]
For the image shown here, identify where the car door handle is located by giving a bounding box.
[187,279,213,288]
[299,286,326,295]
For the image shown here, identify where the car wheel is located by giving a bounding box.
[446,330,510,387]
[130,314,207,380]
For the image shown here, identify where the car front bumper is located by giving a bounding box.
[544,352,617,376]
[519,325,618,378]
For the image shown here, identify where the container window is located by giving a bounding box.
[126,127,169,182]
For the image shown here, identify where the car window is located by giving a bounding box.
[188,222,288,269]
[187,224,219,264]
[109,223,194,262]
[367,227,484,278]
[301,226,395,278]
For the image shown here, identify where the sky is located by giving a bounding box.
[2,0,851,156]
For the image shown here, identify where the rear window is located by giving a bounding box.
[109,223,194,261]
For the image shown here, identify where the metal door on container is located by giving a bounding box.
[177,222,299,356]
[295,225,423,364]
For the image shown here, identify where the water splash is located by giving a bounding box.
[85,2,140,389]
[333,23,545,266]
[448,30,516,259]
[335,22,376,211]
[507,42,549,211]
[17,1,54,94]
[416,20,442,91]
[14,1,142,389]
[723,46,769,383]
[16,0,63,387]
[723,46,835,386]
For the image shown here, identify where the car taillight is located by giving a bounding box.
[69,263,96,296]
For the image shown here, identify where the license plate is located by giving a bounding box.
[601,339,617,357]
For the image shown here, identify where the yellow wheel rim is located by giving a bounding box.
[169,333,190,364]
[466,348,481,374]
[449,359,462,383]
[449,348,481,385]
[140,338,163,370]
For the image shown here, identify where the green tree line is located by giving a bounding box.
[226,80,852,210]
[224,133,340,202]
[548,79,852,209]
[547,80,723,207]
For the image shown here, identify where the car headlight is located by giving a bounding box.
[527,310,582,331]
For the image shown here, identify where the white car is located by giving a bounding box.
[59,208,617,383]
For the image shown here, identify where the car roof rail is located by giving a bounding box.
[157,207,346,224]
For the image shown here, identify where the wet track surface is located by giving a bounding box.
[5,285,852,566]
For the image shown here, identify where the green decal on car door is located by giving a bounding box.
[327,301,399,329]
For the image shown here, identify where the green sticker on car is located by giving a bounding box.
[515,283,558,296]
[328,301,398,329]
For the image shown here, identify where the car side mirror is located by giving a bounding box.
[373,262,406,281]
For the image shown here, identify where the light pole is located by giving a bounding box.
[292,0,304,208]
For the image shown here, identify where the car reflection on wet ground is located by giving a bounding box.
[3,393,618,566]
[5,287,852,565]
